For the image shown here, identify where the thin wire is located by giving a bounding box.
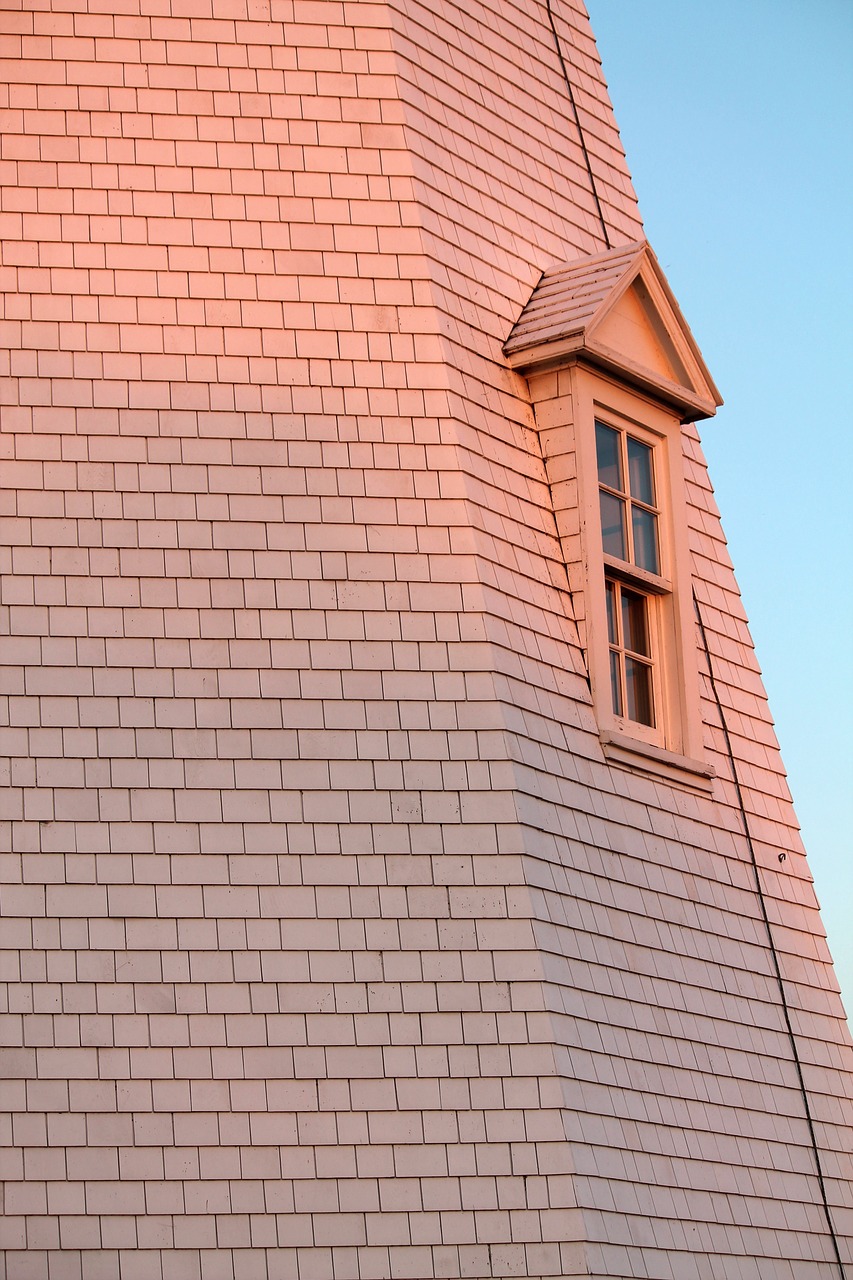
[544,0,611,250]
[694,590,845,1277]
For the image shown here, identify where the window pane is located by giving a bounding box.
[632,505,659,574]
[610,649,623,716]
[595,422,622,491]
[627,436,655,505]
[625,657,654,726]
[621,587,650,656]
[605,579,618,644]
[599,491,627,559]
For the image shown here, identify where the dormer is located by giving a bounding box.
[503,240,722,422]
[505,241,721,788]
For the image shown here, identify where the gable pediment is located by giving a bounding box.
[503,240,722,421]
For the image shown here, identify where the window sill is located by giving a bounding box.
[600,729,715,793]
[603,552,671,595]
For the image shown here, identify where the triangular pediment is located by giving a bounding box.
[503,241,722,420]
[593,277,691,388]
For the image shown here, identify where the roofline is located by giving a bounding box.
[503,240,723,419]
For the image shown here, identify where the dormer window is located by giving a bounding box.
[596,421,659,574]
[606,577,655,726]
[596,419,664,729]
[504,239,721,788]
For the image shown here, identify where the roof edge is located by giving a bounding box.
[503,240,723,421]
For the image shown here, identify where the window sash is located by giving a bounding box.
[606,575,656,729]
[596,420,661,575]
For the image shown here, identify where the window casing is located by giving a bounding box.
[572,369,709,781]
[595,418,665,734]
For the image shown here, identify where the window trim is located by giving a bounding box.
[571,365,710,782]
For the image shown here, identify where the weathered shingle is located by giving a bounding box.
[0,1,849,1277]
[503,240,647,356]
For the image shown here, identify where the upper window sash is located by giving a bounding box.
[595,419,661,576]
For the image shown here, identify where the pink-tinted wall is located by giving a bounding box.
[1,1,851,1277]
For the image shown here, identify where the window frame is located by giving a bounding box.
[595,413,667,743]
[571,365,708,777]
[595,418,662,578]
[605,575,658,730]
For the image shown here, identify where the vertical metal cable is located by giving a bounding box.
[545,0,612,250]
[694,590,845,1277]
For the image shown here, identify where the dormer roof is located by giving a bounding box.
[503,240,722,421]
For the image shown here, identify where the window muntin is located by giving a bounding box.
[595,421,660,575]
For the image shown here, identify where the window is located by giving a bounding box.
[606,577,655,726]
[595,420,663,731]
[595,421,660,574]
[502,239,721,787]
[575,383,710,785]
[571,372,711,785]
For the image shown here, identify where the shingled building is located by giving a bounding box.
[1,1,851,1277]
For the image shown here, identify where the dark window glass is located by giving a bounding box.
[599,491,627,560]
[610,650,623,716]
[595,421,622,491]
[605,579,618,644]
[625,656,654,726]
[627,436,655,505]
[631,506,659,575]
[621,587,649,656]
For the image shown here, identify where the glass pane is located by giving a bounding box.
[632,505,659,574]
[610,649,623,716]
[625,657,654,726]
[627,436,655,505]
[621,587,650,656]
[605,579,618,644]
[599,491,627,559]
[595,422,622,491]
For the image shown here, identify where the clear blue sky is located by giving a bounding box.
[590,0,853,1018]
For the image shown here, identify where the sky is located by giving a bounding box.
[589,0,853,1018]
